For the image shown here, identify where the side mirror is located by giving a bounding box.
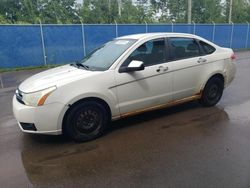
[119,60,145,73]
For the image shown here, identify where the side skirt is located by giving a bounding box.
[112,93,202,121]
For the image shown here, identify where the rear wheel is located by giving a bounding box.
[200,77,224,107]
[64,101,109,142]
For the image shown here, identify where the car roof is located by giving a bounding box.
[117,32,198,40]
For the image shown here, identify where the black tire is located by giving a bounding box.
[64,101,109,142]
[200,76,224,107]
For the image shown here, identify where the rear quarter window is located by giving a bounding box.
[199,41,216,55]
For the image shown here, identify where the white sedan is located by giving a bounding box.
[13,33,236,142]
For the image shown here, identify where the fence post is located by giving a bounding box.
[171,21,174,32]
[212,21,215,42]
[115,20,118,37]
[192,21,196,34]
[81,21,86,57]
[0,74,3,89]
[245,22,250,49]
[145,21,148,33]
[230,22,234,48]
[39,20,47,65]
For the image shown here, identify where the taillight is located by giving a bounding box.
[230,53,236,60]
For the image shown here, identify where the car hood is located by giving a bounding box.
[19,64,100,93]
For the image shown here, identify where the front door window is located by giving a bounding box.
[122,39,166,67]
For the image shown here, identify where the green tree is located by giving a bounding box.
[18,0,40,23]
[0,0,79,24]
[0,0,21,23]
[221,0,250,23]
[150,0,223,23]
[39,0,78,23]
[77,0,118,23]
[77,0,152,24]
[0,14,9,24]
[150,0,187,23]
[1,0,250,24]
[192,0,223,23]
[168,0,186,22]
[118,0,150,23]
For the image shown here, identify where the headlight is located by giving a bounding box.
[21,86,57,107]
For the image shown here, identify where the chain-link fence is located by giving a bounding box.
[0,23,249,68]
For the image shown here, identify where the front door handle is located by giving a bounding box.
[156,66,169,72]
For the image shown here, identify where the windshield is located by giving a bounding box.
[79,39,137,71]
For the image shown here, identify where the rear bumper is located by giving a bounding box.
[225,60,236,87]
[12,96,65,135]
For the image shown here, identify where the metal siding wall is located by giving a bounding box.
[43,25,84,64]
[232,24,248,49]
[148,24,172,32]
[117,24,146,36]
[0,25,44,68]
[214,24,232,47]
[84,25,116,54]
[247,32,250,48]
[195,24,214,41]
[173,24,194,34]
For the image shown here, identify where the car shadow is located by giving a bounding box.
[107,101,202,132]
[23,101,226,145]
[20,101,230,187]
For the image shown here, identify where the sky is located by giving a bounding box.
[76,0,82,4]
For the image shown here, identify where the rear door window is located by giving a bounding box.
[168,37,201,60]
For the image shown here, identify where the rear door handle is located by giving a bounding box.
[163,67,169,71]
[197,58,207,63]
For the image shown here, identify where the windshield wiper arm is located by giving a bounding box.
[70,62,89,70]
[76,63,89,70]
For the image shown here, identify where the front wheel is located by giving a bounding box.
[64,101,109,142]
[200,77,224,107]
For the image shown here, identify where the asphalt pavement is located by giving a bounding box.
[1,51,250,188]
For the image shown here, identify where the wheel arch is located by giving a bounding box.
[200,72,225,91]
[199,72,225,107]
[61,97,112,134]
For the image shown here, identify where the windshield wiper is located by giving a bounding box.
[70,62,89,70]
[76,63,89,70]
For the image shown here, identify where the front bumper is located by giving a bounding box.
[12,96,66,135]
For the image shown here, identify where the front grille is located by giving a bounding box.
[20,122,37,131]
